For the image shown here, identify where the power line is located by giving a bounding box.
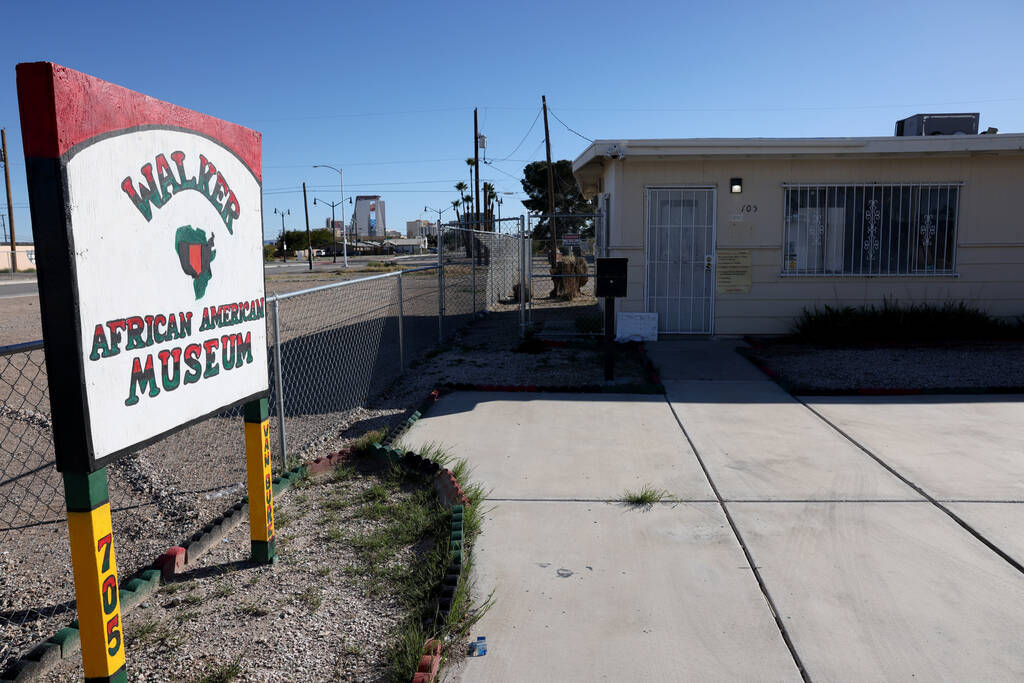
[545,96,1024,114]
[548,108,593,143]
[490,107,542,163]
[265,158,465,169]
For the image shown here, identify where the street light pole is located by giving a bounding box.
[313,165,348,268]
[313,197,343,264]
[273,208,290,262]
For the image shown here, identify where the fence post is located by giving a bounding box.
[397,271,405,371]
[272,298,287,473]
[471,232,477,315]
[437,227,444,343]
[520,216,528,335]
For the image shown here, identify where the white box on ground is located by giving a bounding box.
[615,312,658,341]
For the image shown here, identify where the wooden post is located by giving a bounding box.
[542,96,557,266]
[244,398,275,563]
[1,129,15,269]
[63,469,127,682]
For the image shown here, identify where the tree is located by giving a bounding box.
[520,160,595,240]
[276,228,333,252]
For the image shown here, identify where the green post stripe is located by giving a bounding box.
[251,539,275,564]
[244,397,269,423]
[85,665,127,683]
[63,469,109,512]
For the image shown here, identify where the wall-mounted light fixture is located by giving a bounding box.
[730,177,743,194]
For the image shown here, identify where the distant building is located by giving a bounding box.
[385,230,403,238]
[406,219,437,238]
[385,237,428,254]
[1,242,36,271]
[351,195,386,237]
[323,217,347,242]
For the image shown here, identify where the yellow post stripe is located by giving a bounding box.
[245,419,274,543]
[67,502,126,679]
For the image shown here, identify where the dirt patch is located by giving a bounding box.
[747,341,1024,392]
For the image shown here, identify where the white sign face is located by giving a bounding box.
[615,312,659,342]
[66,129,268,461]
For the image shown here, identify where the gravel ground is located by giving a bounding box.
[750,342,1024,391]
[2,304,646,678]
[37,463,417,682]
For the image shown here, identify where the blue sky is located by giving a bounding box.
[2,0,1022,242]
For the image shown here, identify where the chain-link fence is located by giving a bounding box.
[439,217,529,338]
[526,213,605,336]
[0,228,529,671]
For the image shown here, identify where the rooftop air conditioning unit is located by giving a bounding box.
[895,113,979,136]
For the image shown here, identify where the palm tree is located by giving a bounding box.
[450,198,461,225]
[465,158,477,221]
[482,182,496,226]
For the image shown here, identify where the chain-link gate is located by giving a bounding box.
[526,213,605,336]
[438,217,529,339]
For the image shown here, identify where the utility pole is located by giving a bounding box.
[2,129,15,270]
[302,182,313,272]
[542,96,557,266]
[474,108,481,226]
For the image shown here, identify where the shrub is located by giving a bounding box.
[792,299,1022,346]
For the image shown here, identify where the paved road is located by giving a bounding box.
[0,279,38,299]
[402,339,1024,682]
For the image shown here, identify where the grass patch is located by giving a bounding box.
[622,484,670,506]
[350,428,388,455]
[792,299,1023,346]
[382,448,492,681]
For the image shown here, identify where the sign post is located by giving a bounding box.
[595,258,628,381]
[244,398,275,563]
[17,62,270,679]
[64,469,125,682]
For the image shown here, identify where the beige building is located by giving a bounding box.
[573,132,1024,335]
[406,219,436,238]
[1,243,37,271]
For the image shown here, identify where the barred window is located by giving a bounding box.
[782,184,960,275]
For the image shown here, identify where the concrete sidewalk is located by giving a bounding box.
[400,340,1024,681]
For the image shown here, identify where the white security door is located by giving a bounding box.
[646,188,716,333]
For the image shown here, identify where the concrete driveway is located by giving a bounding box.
[401,339,1024,682]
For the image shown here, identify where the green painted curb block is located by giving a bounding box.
[451,520,463,531]
[450,529,463,541]
[47,627,79,658]
[451,505,464,514]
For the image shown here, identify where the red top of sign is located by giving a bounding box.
[16,62,262,181]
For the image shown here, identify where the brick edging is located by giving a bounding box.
[5,384,483,683]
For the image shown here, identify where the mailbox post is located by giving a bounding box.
[595,258,628,380]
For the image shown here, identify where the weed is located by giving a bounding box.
[316,566,332,578]
[514,331,548,354]
[211,582,235,600]
[190,655,243,683]
[182,593,202,607]
[350,428,388,455]
[275,511,291,527]
[622,484,670,506]
[174,609,200,625]
[574,315,603,334]
[236,600,269,618]
[332,465,355,483]
[160,582,186,595]
[342,642,364,657]
[297,585,322,611]
[124,617,160,646]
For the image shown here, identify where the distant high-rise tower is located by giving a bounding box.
[351,195,386,237]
